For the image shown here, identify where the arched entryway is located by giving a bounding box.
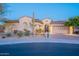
[42,18,52,35]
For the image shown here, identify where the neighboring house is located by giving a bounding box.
[0,25,5,33]
[0,16,69,34]
[4,20,19,33]
[0,21,5,33]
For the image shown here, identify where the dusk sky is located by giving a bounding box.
[4,3,79,21]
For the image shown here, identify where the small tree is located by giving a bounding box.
[0,3,9,25]
[0,3,9,21]
[64,17,79,34]
[0,3,7,16]
[73,16,79,26]
[0,4,4,15]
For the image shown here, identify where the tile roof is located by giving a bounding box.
[4,20,19,23]
[52,21,66,24]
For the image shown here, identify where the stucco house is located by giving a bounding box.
[0,16,71,35]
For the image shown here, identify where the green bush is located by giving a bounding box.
[36,28,43,33]
[23,29,30,36]
[24,31,30,36]
[17,31,23,37]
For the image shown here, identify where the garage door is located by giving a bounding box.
[52,26,69,34]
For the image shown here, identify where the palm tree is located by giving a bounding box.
[64,16,79,34]
[31,12,36,35]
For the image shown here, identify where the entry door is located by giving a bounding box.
[44,25,49,32]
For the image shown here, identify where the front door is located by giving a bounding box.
[44,24,49,33]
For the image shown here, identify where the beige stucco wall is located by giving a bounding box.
[17,16,32,32]
[4,23,19,33]
[3,16,69,34]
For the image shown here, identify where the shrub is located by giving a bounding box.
[36,28,43,33]
[6,33,11,37]
[2,36,6,38]
[17,31,23,37]
[24,31,30,36]
[23,29,30,36]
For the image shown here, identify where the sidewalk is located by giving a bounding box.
[0,34,79,45]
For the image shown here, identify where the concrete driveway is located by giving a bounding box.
[0,34,79,45]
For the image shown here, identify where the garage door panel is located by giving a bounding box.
[52,26,69,34]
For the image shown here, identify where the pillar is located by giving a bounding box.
[69,26,74,34]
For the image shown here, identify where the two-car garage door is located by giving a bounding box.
[52,26,69,34]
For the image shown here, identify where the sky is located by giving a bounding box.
[4,3,79,21]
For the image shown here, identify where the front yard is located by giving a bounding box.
[0,34,79,45]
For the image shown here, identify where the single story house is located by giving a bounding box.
[0,16,77,34]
